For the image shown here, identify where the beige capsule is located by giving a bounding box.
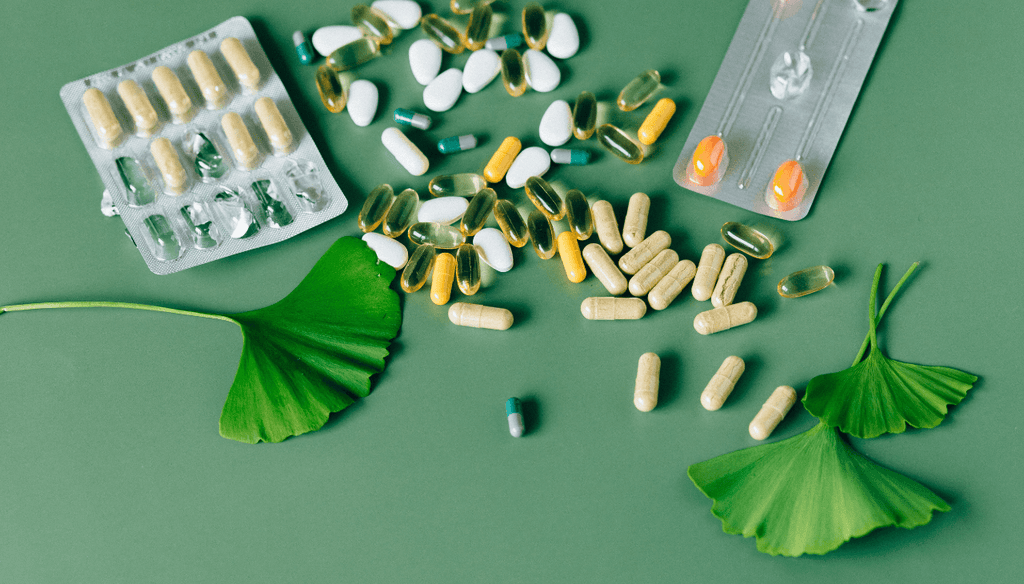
[254,97,293,154]
[701,355,745,411]
[591,200,623,255]
[622,192,650,248]
[692,243,725,301]
[582,243,627,295]
[187,50,229,109]
[711,253,748,308]
[151,66,193,121]
[618,230,671,275]
[220,112,260,170]
[448,302,513,330]
[580,297,646,320]
[220,37,261,92]
[149,137,188,195]
[116,80,159,137]
[634,352,660,412]
[82,88,123,149]
[648,259,696,311]
[749,385,797,440]
[629,249,678,297]
[693,301,757,335]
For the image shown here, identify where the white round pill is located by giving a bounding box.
[409,39,442,86]
[423,68,464,112]
[474,228,514,272]
[505,146,551,189]
[381,127,429,176]
[371,0,422,29]
[462,49,501,94]
[311,25,363,57]
[362,232,409,269]
[546,13,580,59]
[347,80,378,127]
[539,100,572,146]
[523,49,561,93]
[418,196,469,224]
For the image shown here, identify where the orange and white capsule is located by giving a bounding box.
[766,160,807,212]
[686,135,729,186]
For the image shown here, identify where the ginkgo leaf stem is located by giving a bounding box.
[0,301,239,327]
[851,262,920,367]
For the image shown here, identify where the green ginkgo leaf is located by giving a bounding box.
[688,422,950,557]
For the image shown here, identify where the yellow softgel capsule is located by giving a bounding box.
[721,222,774,259]
[460,187,497,236]
[634,352,660,412]
[711,253,748,308]
[778,265,835,298]
[82,88,122,149]
[456,243,481,295]
[617,70,660,111]
[637,98,675,145]
[749,385,797,440]
[327,37,381,71]
[401,244,436,292]
[220,37,261,92]
[220,112,260,170]
[465,4,493,51]
[352,5,395,45]
[383,188,419,237]
[582,243,627,296]
[692,243,725,301]
[527,210,556,259]
[254,97,293,154]
[596,124,644,164]
[428,173,487,197]
[420,14,465,54]
[524,176,564,221]
[591,200,623,254]
[187,50,229,109]
[484,137,522,183]
[151,66,193,123]
[564,189,593,240]
[687,135,728,186]
[451,0,495,14]
[358,184,395,233]
[431,252,456,305]
[581,297,646,320]
[149,137,187,195]
[315,65,347,113]
[448,302,513,330]
[701,356,745,411]
[500,49,528,97]
[572,91,597,140]
[557,231,587,283]
[766,159,808,212]
[521,2,549,50]
[693,302,757,335]
[116,80,159,137]
[622,192,649,248]
[648,259,696,311]
[628,248,679,297]
[493,199,529,248]
[618,230,671,275]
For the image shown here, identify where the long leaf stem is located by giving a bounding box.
[1,301,239,327]
[851,262,920,366]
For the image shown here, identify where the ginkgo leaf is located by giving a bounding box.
[688,422,950,557]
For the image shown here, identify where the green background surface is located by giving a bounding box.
[1,0,1021,581]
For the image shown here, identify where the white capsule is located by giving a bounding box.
[371,0,422,29]
[539,99,572,146]
[381,127,429,176]
[423,68,464,112]
[362,232,409,269]
[505,146,551,189]
[418,196,469,224]
[546,13,580,59]
[409,39,442,85]
[523,49,561,93]
[474,227,514,272]
[311,25,364,57]
[347,80,378,127]
[462,48,501,93]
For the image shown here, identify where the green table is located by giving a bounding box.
[2,1,1021,581]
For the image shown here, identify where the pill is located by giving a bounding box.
[393,108,432,131]
[583,243,627,295]
[82,88,123,149]
[522,2,549,50]
[450,0,496,15]
[315,65,347,113]
[523,176,563,221]
[484,137,521,183]
[597,124,644,164]
[437,135,478,155]
[418,196,469,224]
[687,135,729,186]
[151,66,193,122]
[372,0,423,29]
[461,188,496,235]
[621,192,649,248]
[462,48,501,93]
[637,98,676,145]
[634,353,660,412]
[327,37,381,71]
[629,249,679,297]
[648,259,696,311]
[116,80,158,137]
[220,37,260,92]
[430,252,456,305]
[618,230,670,275]
[692,243,725,301]
[749,385,797,440]
[220,112,260,170]
[465,4,493,50]
[485,33,524,51]
[408,222,466,249]
[506,397,525,437]
[538,100,572,147]
[420,14,465,54]
[494,199,529,248]
[581,297,646,320]
[591,201,623,255]
[149,137,188,195]
[766,160,808,212]
[778,265,835,298]
[702,356,745,411]
[449,302,513,330]
[523,49,560,93]
[381,127,429,176]
[187,50,229,109]
[721,222,774,259]
[693,302,758,335]
[382,187,419,237]
[474,227,513,272]
[712,253,748,308]
[423,68,463,112]
[563,190,593,239]
[362,232,409,269]
[352,4,394,45]
[617,69,660,111]
[409,39,443,86]
[505,146,550,189]
[254,97,293,154]
[456,243,481,295]
[312,25,363,57]
[293,31,315,64]
[347,79,378,127]
[400,244,436,292]
[500,49,528,97]
[429,173,487,197]
[550,148,591,165]
[572,91,597,140]
[557,232,587,283]
[546,13,580,59]
[358,183,395,232]
[527,210,556,259]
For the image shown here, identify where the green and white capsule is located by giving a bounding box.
[506,397,524,437]
[293,31,315,64]
[485,33,524,51]
[437,134,479,154]
[394,108,432,130]
[550,148,592,165]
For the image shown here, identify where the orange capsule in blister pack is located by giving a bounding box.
[687,135,728,186]
[766,159,808,212]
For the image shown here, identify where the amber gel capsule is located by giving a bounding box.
[617,70,660,111]
[527,210,556,259]
[564,190,594,239]
[572,91,597,140]
[721,222,774,259]
[408,222,466,249]
[634,353,660,412]
[778,265,835,298]
[592,200,623,254]
[557,232,587,283]
[327,37,381,71]
[702,356,745,411]
[420,14,466,54]
[493,199,529,248]
[749,386,797,440]
[524,176,564,221]
[358,184,395,232]
[465,4,493,50]
[383,188,419,237]
[500,49,528,97]
[352,5,395,45]
[449,302,513,330]
[451,0,496,14]
[315,65,347,113]
[401,244,436,292]
[456,243,481,295]
[460,188,497,236]
[522,3,549,50]
[597,124,644,164]
[431,252,456,305]
[429,173,487,197]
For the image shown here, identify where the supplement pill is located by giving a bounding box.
[506,397,525,437]
[637,98,676,145]
[693,302,758,335]
[423,68,464,112]
[629,249,679,297]
[381,127,429,176]
[383,188,419,237]
[116,80,159,137]
[220,112,260,170]
[692,243,726,301]
[408,222,466,248]
[438,134,478,154]
[82,88,123,149]
[187,50,229,109]
[702,356,745,411]
[220,37,260,92]
[362,232,409,269]
[474,227,514,272]
[485,33,524,51]
[293,31,315,64]
[505,146,550,189]
[401,244,436,292]
[721,222,774,259]
[151,66,193,123]
[687,135,729,186]
[462,48,501,93]
[500,49,528,97]
[527,210,556,259]
[429,173,487,197]
[418,196,469,224]
[592,200,624,254]
[711,253,748,308]
[409,39,443,86]
[749,386,797,440]
[453,0,496,16]
[420,13,465,54]
[564,189,593,239]
[461,188,497,235]
[327,37,381,71]
[312,25,363,57]
[557,231,587,283]
[149,137,188,195]
[618,230,671,275]
[539,99,572,146]
[358,183,395,232]
[634,353,660,412]
[494,199,529,247]
[465,4,493,50]
[457,243,481,294]
[617,70,660,111]
[580,297,646,320]
[583,243,627,295]
[648,260,696,311]
[315,65,347,113]
[521,2,549,50]
[394,108,432,130]
[254,97,294,154]
[373,0,423,29]
[572,91,597,140]
[347,79,379,127]
[483,137,521,183]
[596,124,644,164]
[523,49,561,93]
[546,13,580,59]
[550,148,591,165]
[778,265,835,298]
[449,302,514,330]
[352,4,395,45]
[431,252,456,305]
[622,192,650,248]
[524,176,564,221]
[766,160,808,212]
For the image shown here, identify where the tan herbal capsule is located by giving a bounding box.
[151,66,193,121]
[116,80,159,137]
[618,230,671,275]
[583,243,627,295]
[749,385,797,440]
[693,302,757,335]
[431,252,456,305]
[187,50,229,109]
[591,200,623,254]
[220,37,261,92]
[149,137,187,195]
[580,297,646,320]
[711,253,748,308]
[254,97,294,154]
[557,231,586,283]
[701,355,745,411]
[692,243,725,301]
[622,192,650,247]
[648,259,696,310]
[221,112,260,170]
[82,88,123,149]
[448,302,513,330]
[634,352,660,412]
[629,249,678,297]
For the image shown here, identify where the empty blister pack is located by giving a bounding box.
[674,0,899,220]
[60,16,347,274]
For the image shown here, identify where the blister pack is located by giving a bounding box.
[673,0,898,220]
[60,16,348,274]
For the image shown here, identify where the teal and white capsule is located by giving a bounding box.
[394,108,432,130]
[293,31,315,64]
[506,397,524,437]
[485,33,525,51]
[437,134,478,154]
[550,148,592,165]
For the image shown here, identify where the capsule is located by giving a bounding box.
[711,253,747,308]
[293,31,315,64]
[149,137,188,195]
[749,386,798,440]
[618,230,671,275]
[437,134,478,154]
[151,66,193,123]
[622,192,649,248]
[634,353,660,412]
[597,124,644,164]
[408,222,466,249]
[82,88,123,149]
[617,70,660,111]
[648,259,696,310]
[564,190,594,240]
[254,97,294,154]
[557,232,587,283]
[693,302,757,335]
[583,243,627,295]
[524,176,564,221]
[220,37,260,92]
[451,0,496,15]
[456,243,481,295]
[692,243,725,301]
[778,265,835,298]
[465,4,493,50]
[327,37,381,71]
[116,80,159,137]
[550,148,591,165]
[701,356,745,411]
[394,108,432,130]
[460,188,497,236]
[400,244,436,292]
[687,135,729,186]
[494,199,529,248]
[522,2,549,50]
[721,222,774,259]
[484,137,522,183]
[500,49,528,97]
[485,33,525,51]
[420,14,465,54]
[187,50,229,109]
[315,65,347,113]
[591,201,623,255]
[572,91,597,140]
[382,188,419,237]
[449,302,514,330]
[637,98,675,145]
[428,173,487,198]
[527,210,556,259]
[506,397,525,437]
[766,160,808,212]
[381,127,429,176]
[431,252,456,305]
[581,297,646,320]
[358,184,395,232]
[629,249,679,297]
[352,4,394,44]
[221,112,260,170]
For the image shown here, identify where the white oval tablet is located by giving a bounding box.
[523,49,561,93]
[423,68,463,112]
[505,146,551,189]
[371,0,422,29]
[474,228,514,272]
[462,49,501,93]
[418,196,469,224]
[409,39,442,86]
[347,80,378,127]
[311,25,363,57]
[539,99,572,146]
[362,232,409,269]
[381,127,429,176]
[546,13,580,59]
